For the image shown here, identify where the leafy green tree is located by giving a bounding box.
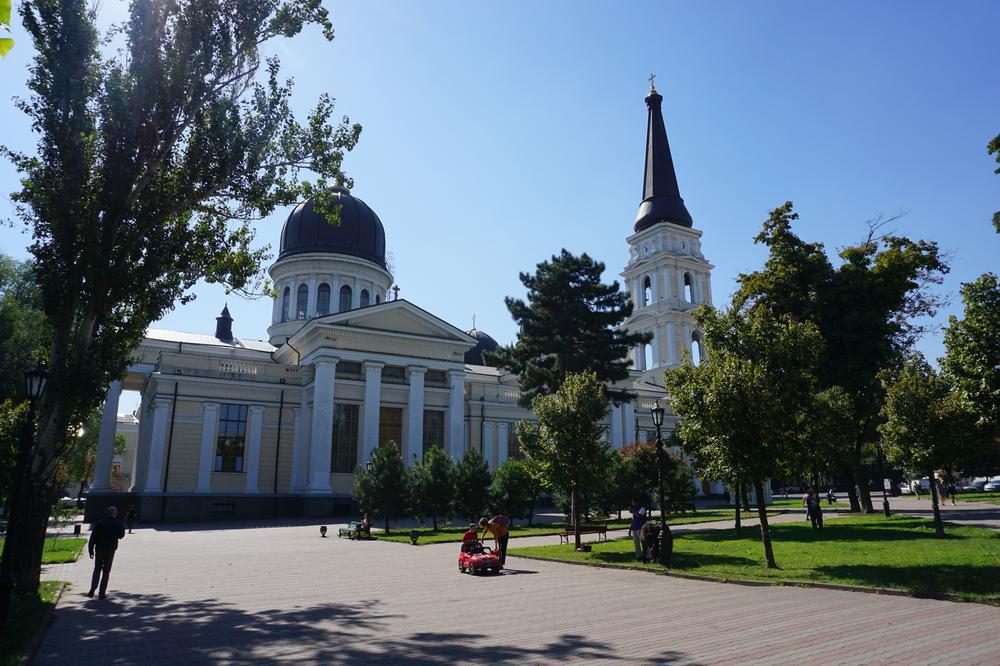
[0,0,13,57]
[486,250,651,406]
[988,133,1000,232]
[0,401,28,512]
[736,202,948,513]
[517,371,611,550]
[879,356,973,537]
[3,0,360,590]
[351,442,407,533]
[793,387,855,490]
[943,273,1000,434]
[58,409,126,504]
[665,303,824,568]
[0,255,50,403]
[453,448,491,523]
[488,458,539,524]
[406,445,454,530]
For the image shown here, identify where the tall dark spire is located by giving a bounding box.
[215,305,234,342]
[634,78,693,232]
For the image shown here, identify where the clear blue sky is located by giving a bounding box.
[2,2,998,413]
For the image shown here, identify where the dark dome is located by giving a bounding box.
[279,187,387,268]
[464,328,499,366]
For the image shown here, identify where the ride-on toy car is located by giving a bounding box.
[458,541,501,575]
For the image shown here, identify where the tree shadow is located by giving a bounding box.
[37,592,670,663]
[681,517,978,545]
[589,549,758,570]
[814,564,1000,600]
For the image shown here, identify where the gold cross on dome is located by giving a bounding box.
[648,73,656,91]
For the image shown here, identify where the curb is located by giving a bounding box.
[506,553,1000,606]
[20,581,67,666]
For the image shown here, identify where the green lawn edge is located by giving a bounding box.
[0,537,86,565]
[0,580,65,666]
[508,515,1000,604]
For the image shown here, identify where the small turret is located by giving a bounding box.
[215,305,234,342]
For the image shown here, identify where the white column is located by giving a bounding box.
[352,277,360,309]
[405,367,426,468]
[244,405,265,494]
[362,362,383,468]
[623,400,636,445]
[290,407,304,491]
[691,271,701,304]
[448,370,465,461]
[497,422,509,467]
[91,380,122,491]
[677,268,686,303]
[652,270,660,304]
[297,387,314,489]
[271,287,281,324]
[662,266,671,300]
[145,397,172,492]
[651,326,661,368]
[636,344,646,371]
[610,403,623,449]
[682,323,691,360]
[704,274,713,306]
[307,359,337,493]
[666,322,677,365]
[196,402,220,492]
[307,275,318,318]
[483,420,495,471]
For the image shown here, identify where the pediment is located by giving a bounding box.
[309,300,474,343]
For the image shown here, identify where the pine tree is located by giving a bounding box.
[407,446,455,530]
[352,443,407,533]
[453,448,491,522]
[486,250,650,406]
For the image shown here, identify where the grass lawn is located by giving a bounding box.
[509,515,1000,603]
[0,580,63,666]
[0,538,86,565]
[956,492,1000,505]
[374,509,753,544]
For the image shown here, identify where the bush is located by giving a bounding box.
[406,445,455,529]
[488,458,539,524]
[453,448,491,522]
[352,442,407,533]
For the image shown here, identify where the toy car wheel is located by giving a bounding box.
[458,564,464,572]
[469,564,477,576]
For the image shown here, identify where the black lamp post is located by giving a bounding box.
[365,459,373,472]
[650,400,673,567]
[0,362,48,630]
[874,440,892,518]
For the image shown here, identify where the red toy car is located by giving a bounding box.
[458,541,501,575]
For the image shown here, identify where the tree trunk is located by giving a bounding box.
[753,478,777,569]
[733,480,742,537]
[741,485,750,513]
[857,481,875,514]
[572,486,582,551]
[384,515,389,534]
[527,490,537,527]
[432,515,437,531]
[1,474,54,592]
[929,471,945,538]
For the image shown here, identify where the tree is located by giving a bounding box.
[517,371,610,550]
[486,250,650,406]
[943,273,1000,434]
[665,302,824,568]
[453,448,491,523]
[736,202,948,514]
[488,458,538,525]
[351,443,407,533]
[3,0,360,591]
[879,356,972,537]
[988,133,1000,232]
[0,255,50,403]
[58,409,127,505]
[0,0,13,57]
[406,446,454,530]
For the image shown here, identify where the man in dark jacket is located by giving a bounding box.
[88,506,126,599]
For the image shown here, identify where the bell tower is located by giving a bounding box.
[621,79,714,383]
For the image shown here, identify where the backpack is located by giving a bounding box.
[491,514,511,528]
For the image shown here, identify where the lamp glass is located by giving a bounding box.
[24,363,47,400]
[651,401,665,427]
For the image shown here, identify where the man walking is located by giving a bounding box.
[630,498,646,560]
[88,506,126,599]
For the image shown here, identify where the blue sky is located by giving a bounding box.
[2,2,998,412]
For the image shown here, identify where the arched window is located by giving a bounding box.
[296,283,308,319]
[691,331,703,366]
[644,343,654,370]
[375,293,381,304]
[339,285,352,312]
[360,289,370,307]
[643,276,652,307]
[683,272,694,304]
[316,283,331,316]
[281,286,290,322]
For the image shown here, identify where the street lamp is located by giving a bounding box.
[874,440,892,518]
[0,363,48,630]
[365,458,373,472]
[650,400,673,567]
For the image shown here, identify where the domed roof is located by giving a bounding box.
[278,187,387,269]
[464,328,500,366]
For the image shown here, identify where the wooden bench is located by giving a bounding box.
[558,522,608,545]
[338,521,363,538]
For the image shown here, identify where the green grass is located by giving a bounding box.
[0,580,63,666]
[0,538,85,565]
[956,492,1000,505]
[509,515,1000,603]
[375,510,763,544]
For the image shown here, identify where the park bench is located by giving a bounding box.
[558,522,608,545]
[338,521,368,538]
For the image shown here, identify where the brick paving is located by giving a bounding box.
[34,514,1000,665]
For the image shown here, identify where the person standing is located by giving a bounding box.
[629,498,647,560]
[479,517,510,568]
[806,488,823,530]
[88,506,126,599]
[124,506,137,534]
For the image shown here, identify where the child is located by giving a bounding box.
[461,523,481,553]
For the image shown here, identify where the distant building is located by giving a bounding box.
[87,84,724,522]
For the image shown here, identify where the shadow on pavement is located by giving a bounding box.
[37,592,692,664]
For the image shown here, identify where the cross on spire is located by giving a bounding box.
[648,72,656,92]
[472,313,477,329]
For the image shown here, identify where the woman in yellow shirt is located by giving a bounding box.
[479,516,510,567]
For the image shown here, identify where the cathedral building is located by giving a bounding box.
[87,83,721,522]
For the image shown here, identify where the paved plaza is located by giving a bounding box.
[33,507,1000,665]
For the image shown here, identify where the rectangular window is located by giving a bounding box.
[379,407,403,451]
[422,410,446,457]
[425,370,447,387]
[338,361,362,380]
[382,365,406,385]
[331,403,360,473]
[215,403,248,472]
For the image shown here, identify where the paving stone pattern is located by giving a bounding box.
[34,516,1000,665]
